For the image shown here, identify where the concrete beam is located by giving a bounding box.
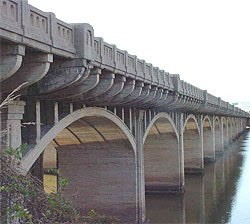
[0,44,25,82]
[43,67,100,100]
[1,53,53,94]
[37,59,89,94]
[90,75,126,104]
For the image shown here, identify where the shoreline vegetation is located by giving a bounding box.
[0,86,120,224]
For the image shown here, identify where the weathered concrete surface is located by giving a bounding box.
[203,117,215,162]
[214,117,224,155]
[183,117,203,174]
[144,118,181,193]
[58,145,136,223]
[41,115,138,223]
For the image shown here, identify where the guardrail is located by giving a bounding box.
[0,0,75,56]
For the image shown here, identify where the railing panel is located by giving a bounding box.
[0,0,22,35]
[23,5,51,44]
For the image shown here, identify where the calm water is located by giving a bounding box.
[146,130,250,224]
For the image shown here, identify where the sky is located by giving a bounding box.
[29,0,250,108]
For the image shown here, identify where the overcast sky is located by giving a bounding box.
[29,0,250,106]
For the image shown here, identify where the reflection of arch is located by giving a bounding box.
[21,107,136,173]
[143,112,181,193]
[143,112,178,143]
[183,114,203,173]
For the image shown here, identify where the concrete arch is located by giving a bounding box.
[231,118,237,140]
[227,117,233,143]
[22,107,137,223]
[143,112,182,193]
[21,107,136,173]
[202,116,214,162]
[183,114,200,135]
[183,114,203,173]
[214,116,223,154]
[143,112,179,143]
[203,115,212,127]
[222,117,229,148]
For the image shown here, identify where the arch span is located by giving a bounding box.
[203,116,214,162]
[143,113,182,193]
[214,116,223,154]
[21,107,136,172]
[222,117,229,149]
[227,118,233,143]
[21,107,137,223]
[183,114,203,173]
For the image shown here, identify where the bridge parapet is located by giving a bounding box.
[0,0,75,57]
[91,35,174,91]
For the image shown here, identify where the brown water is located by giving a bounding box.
[146,131,250,224]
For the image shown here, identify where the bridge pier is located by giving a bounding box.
[144,112,184,194]
[0,100,25,150]
[203,116,215,163]
[214,117,224,156]
[183,115,204,174]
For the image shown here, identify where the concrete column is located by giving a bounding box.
[214,117,223,156]
[203,116,215,163]
[223,119,229,149]
[0,100,25,224]
[178,113,185,191]
[135,109,146,223]
[220,119,224,151]
[0,100,26,150]
[198,115,204,169]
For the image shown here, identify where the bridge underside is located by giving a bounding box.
[42,116,137,223]
[184,117,203,174]
[144,117,181,193]
[203,118,214,162]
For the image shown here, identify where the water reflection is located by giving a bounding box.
[146,131,249,224]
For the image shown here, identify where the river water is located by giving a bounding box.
[146,130,250,224]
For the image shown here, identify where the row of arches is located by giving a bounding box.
[22,107,246,223]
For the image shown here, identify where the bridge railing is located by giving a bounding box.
[0,0,75,56]
[93,36,175,91]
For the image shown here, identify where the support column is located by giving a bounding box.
[198,115,204,170]
[0,100,26,151]
[224,119,229,149]
[177,112,185,192]
[135,109,146,223]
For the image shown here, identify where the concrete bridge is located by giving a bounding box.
[1,0,249,223]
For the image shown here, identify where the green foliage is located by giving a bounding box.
[4,144,26,160]
[0,145,120,224]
